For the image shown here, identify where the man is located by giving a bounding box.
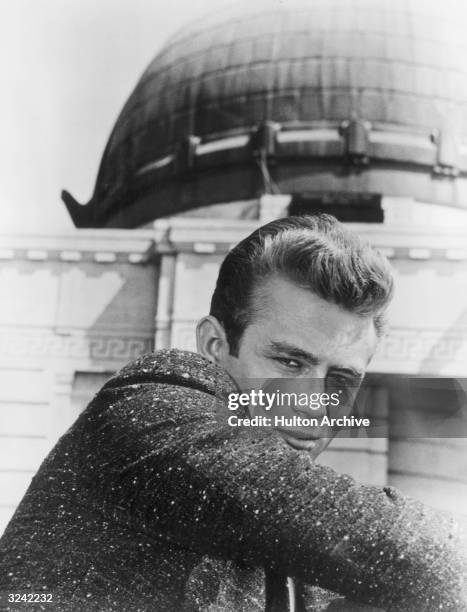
[0,215,465,611]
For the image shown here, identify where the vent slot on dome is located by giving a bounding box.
[289,192,383,223]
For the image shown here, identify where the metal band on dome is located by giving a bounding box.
[133,126,466,178]
[197,135,250,156]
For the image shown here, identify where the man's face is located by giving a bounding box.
[220,275,378,458]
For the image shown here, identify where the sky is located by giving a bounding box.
[0,0,236,234]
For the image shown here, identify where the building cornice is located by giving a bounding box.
[0,219,466,261]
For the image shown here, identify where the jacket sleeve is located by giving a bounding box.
[76,371,466,612]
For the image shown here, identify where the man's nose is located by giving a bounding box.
[295,377,328,418]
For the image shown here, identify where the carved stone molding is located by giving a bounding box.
[377,328,467,362]
[0,329,153,364]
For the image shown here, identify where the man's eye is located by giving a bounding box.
[329,375,349,386]
[274,358,301,370]
[327,374,360,391]
[326,375,349,389]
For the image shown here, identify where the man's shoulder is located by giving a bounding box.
[70,349,238,451]
[101,349,238,400]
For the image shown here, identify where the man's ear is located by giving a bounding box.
[196,315,230,366]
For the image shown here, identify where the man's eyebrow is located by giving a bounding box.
[268,341,320,364]
[329,366,364,379]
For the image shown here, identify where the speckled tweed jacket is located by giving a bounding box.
[0,349,465,612]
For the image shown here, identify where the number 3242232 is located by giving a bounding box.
[8,594,53,603]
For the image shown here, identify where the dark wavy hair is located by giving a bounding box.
[210,214,394,356]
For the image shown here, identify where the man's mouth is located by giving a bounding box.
[282,434,317,450]
[280,432,330,458]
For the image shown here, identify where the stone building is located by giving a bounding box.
[1,0,466,535]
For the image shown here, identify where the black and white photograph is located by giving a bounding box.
[0,1,466,610]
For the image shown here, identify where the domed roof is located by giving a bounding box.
[63,0,467,227]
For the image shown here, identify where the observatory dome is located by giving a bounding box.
[63,0,467,227]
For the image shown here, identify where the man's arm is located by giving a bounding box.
[78,364,465,611]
